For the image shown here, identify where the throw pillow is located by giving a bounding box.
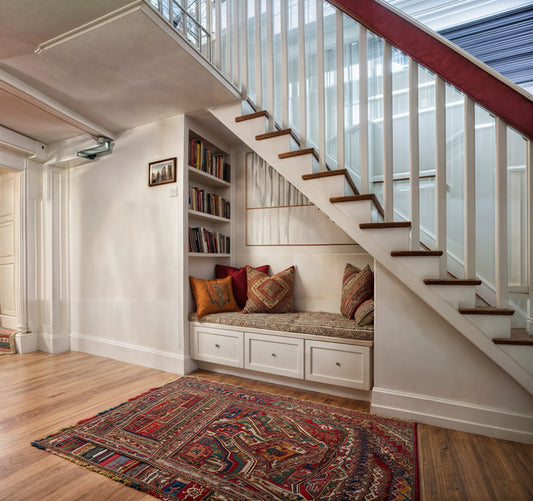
[215,264,270,308]
[340,263,374,319]
[243,266,295,313]
[189,275,240,318]
[354,298,374,326]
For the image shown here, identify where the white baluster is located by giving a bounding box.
[383,41,393,220]
[266,0,274,128]
[240,0,247,94]
[298,0,307,146]
[226,0,231,79]
[336,10,345,173]
[409,59,419,250]
[359,25,369,193]
[495,117,509,307]
[464,96,476,278]
[317,0,326,171]
[215,0,222,69]
[435,76,446,277]
[254,0,262,109]
[280,0,289,129]
[526,139,533,334]
[232,0,240,86]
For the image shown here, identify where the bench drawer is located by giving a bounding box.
[244,332,304,379]
[305,340,372,390]
[192,326,243,368]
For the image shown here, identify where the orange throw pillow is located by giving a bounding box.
[190,275,240,318]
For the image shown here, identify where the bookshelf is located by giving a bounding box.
[187,130,232,258]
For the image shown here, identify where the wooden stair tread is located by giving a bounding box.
[256,129,292,140]
[360,222,411,229]
[329,194,384,218]
[278,148,315,159]
[459,307,514,316]
[235,110,269,122]
[493,329,533,345]
[424,279,482,286]
[391,250,443,257]
[302,169,348,180]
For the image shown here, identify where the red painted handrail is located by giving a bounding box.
[329,0,533,140]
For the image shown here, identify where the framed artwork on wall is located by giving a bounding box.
[149,157,176,186]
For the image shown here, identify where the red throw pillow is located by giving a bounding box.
[215,264,270,308]
[340,263,374,319]
[243,266,295,313]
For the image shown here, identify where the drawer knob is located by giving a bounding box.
[336,362,341,367]
[215,344,220,348]
[272,353,277,358]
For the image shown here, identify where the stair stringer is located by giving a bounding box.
[209,100,533,396]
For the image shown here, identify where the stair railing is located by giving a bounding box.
[147,0,533,327]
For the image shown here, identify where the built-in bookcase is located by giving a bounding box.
[187,130,232,258]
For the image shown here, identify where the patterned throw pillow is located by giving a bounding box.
[189,275,240,318]
[243,266,295,313]
[355,298,374,326]
[215,264,270,308]
[340,263,374,319]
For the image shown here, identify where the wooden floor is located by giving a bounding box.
[1,352,532,500]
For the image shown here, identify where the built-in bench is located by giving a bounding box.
[189,311,373,390]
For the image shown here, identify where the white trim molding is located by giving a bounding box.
[39,332,70,354]
[70,333,195,375]
[371,387,533,444]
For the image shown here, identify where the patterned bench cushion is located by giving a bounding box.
[189,311,373,342]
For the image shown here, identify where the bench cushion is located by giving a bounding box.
[189,311,373,342]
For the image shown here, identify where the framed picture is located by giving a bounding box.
[149,157,177,186]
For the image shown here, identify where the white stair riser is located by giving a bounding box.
[463,315,512,339]
[334,200,373,223]
[255,134,291,153]
[276,155,315,180]
[361,227,410,251]
[234,116,268,137]
[394,256,442,279]
[303,176,347,200]
[427,285,477,309]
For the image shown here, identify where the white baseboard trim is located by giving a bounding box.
[371,387,533,444]
[39,332,70,354]
[197,362,371,401]
[15,332,39,353]
[70,332,193,375]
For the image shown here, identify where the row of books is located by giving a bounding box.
[189,139,231,182]
[189,187,230,219]
[188,227,230,254]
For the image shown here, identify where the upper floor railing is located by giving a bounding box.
[148,0,533,321]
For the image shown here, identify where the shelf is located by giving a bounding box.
[188,166,230,188]
[188,210,230,223]
[189,252,231,258]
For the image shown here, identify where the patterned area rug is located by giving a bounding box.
[0,327,16,355]
[32,377,418,500]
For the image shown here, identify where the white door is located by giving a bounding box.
[0,170,19,329]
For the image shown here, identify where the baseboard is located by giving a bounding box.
[15,332,39,353]
[197,361,372,401]
[371,387,533,444]
[70,333,194,375]
[39,332,70,354]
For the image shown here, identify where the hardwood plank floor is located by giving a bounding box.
[1,352,532,500]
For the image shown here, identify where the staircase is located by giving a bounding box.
[147,0,533,406]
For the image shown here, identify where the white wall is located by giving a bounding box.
[373,262,533,443]
[67,116,185,371]
[233,146,373,313]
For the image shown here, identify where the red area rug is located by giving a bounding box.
[0,327,16,355]
[32,377,418,500]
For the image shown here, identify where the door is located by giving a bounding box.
[0,169,19,329]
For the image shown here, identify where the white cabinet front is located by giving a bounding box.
[244,332,304,379]
[192,326,243,367]
[305,340,372,390]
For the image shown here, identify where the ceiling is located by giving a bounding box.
[0,0,239,145]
